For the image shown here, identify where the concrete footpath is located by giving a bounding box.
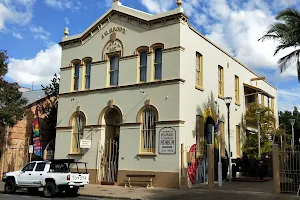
[0,182,298,200]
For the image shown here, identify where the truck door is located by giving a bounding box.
[18,162,36,185]
[31,162,46,186]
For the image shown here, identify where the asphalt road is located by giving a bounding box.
[0,192,111,200]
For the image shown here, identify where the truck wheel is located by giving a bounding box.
[65,188,79,197]
[43,182,57,198]
[4,180,16,194]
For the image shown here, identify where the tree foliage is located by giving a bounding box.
[242,103,283,158]
[0,50,28,147]
[40,73,60,130]
[279,107,300,146]
[258,8,300,82]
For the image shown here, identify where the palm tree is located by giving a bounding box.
[258,8,300,81]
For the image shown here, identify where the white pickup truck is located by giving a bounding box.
[2,159,89,198]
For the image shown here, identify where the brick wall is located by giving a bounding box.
[0,100,55,173]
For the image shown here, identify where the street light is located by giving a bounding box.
[289,119,295,150]
[255,110,261,159]
[224,97,232,184]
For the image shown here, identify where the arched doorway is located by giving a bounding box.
[101,107,122,185]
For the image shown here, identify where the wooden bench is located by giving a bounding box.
[124,174,155,189]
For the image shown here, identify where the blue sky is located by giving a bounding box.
[0,0,300,111]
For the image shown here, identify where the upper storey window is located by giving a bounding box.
[218,65,224,97]
[85,61,91,89]
[139,51,147,82]
[154,48,162,80]
[196,52,203,88]
[73,62,80,91]
[109,55,119,86]
[235,75,240,104]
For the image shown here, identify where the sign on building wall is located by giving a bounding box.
[29,145,33,154]
[80,139,92,149]
[158,127,176,154]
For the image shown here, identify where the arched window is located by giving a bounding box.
[141,108,157,153]
[71,112,86,153]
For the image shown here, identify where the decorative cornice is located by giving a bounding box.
[60,46,184,70]
[56,126,72,130]
[56,125,105,130]
[163,46,185,53]
[59,78,185,97]
[59,10,187,48]
[119,54,138,61]
[84,125,104,128]
[155,120,185,125]
[119,122,141,127]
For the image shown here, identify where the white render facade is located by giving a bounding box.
[55,1,278,188]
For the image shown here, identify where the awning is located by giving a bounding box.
[244,83,274,99]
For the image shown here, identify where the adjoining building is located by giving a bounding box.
[0,89,56,177]
[55,0,278,188]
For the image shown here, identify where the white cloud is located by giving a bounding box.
[0,0,34,30]
[6,44,62,86]
[278,88,300,111]
[97,0,111,9]
[64,17,70,25]
[29,25,52,45]
[140,0,173,14]
[12,32,22,39]
[44,0,80,10]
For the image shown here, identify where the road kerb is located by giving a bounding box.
[79,193,142,200]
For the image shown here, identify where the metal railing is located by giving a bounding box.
[279,146,300,193]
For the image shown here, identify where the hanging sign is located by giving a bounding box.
[158,127,176,154]
[29,145,33,154]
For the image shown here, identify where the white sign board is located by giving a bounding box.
[80,139,91,149]
[29,145,33,154]
[158,127,176,154]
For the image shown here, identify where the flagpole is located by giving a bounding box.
[217,105,222,187]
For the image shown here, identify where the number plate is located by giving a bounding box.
[71,175,87,181]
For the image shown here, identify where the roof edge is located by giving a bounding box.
[60,6,186,45]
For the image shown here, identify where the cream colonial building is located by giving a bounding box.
[55,0,278,188]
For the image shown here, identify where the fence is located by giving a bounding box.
[279,145,300,194]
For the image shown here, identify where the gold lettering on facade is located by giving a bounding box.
[102,26,127,39]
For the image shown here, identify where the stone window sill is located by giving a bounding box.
[195,85,204,91]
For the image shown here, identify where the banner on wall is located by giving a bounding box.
[32,104,42,157]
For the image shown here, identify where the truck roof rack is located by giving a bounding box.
[47,159,87,164]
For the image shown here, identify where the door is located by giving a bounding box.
[31,162,46,185]
[18,162,36,185]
